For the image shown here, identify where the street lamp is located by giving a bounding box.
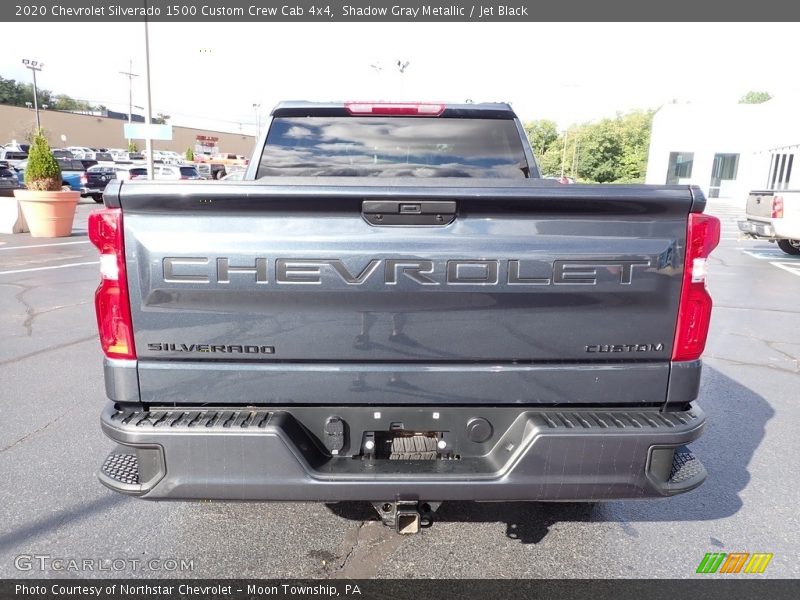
[253,103,261,138]
[21,58,43,130]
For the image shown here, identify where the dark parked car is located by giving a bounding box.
[0,166,22,197]
[81,165,117,203]
[79,159,99,171]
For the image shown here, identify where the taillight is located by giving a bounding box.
[345,102,445,116]
[772,196,784,219]
[88,208,136,360]
[672,213,721,361]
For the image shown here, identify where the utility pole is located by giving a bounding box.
[21,59,43,131]
[143,6,155,179]
[571,137,579,179]
[119,58,139,144]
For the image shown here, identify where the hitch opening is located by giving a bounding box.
[371,501,440,534]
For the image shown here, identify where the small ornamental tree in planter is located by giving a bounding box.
[14,130,80,238]
[185,147,194,162]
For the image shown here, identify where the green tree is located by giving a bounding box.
[537,110,654,183]
[524,119,559,158]
[154,112,171,124]
[738,91,772,104]
[128,140,139,153]
[185,147,194,161]
[51,94,81,111]
[25,129,62,191]
[0,74,101,111]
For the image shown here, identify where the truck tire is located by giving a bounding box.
[93,194,104,203]
[215,169,226,180]
[777,239,800,256]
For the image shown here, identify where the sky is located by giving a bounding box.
[3,22,799,136]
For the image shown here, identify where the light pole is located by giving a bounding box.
[253,103,261,138]
[21,59,43,131]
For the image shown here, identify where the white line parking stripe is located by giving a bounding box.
[770,262,800,278]
[0,240,91,251]
[0,261,99,275]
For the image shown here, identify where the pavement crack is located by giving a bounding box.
[334,521,367,573]
[0,411,68,454]
[22,300,93,336]
[0,334,97,366]
[11,283,36,336]
[329,520,406,579]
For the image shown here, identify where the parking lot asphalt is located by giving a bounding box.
[0,197,798,579]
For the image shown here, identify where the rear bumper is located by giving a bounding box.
[99,402,707,502]
[738,219,775,238]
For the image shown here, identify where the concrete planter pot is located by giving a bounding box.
[0,195,29,233]
[14,189,80,238]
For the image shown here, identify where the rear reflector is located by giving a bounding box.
[772,196,784,219]
[672,213,721,361]
[88,208,136,360]
[345,102,445,116]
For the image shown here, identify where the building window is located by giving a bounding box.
[666,152,694,184]
[708,153,739,198]
[767,152,795,190]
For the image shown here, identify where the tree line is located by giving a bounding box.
[0,75,107,113]
[0,75,170,123]
[524,110,654,184]
[525,90,772,184]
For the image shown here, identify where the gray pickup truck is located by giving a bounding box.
[90,102,720,533]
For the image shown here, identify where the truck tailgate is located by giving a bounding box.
[112,180,695,406]
[746,190,775,220]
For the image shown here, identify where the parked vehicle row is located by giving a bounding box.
[3,140,241,202]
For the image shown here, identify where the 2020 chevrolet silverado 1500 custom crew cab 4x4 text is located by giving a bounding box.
[90,102,720,533]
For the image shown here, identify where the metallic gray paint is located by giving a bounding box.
[100,402,706,501]
[103,358,139,403]
[114,182,693,405]
[135,360,670,406]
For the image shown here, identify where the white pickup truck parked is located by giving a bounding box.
[739,191,800,255]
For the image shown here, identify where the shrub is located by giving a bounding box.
[185,147,194,161]
[128,140,138,153]
[24,130,62,191]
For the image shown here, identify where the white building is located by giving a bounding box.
[646,98,800,200]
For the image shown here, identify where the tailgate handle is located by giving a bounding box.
[362,200,456,226]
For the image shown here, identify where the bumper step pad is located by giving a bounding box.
[101,452,139,486]
[667,446,707,489]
